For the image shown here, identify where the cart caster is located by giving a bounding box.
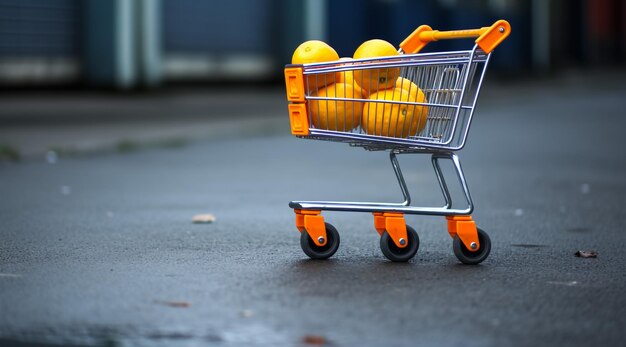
[453,227,491,265]
[301,222,340,259]
[380,225,419,262]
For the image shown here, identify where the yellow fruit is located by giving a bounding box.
[396,77,419,100]
[337,58,365,99]
[292,40,340,91]
[310,83,362,131]
[395,77,428,128]
[362,87,428,138]
[353,39,400,95]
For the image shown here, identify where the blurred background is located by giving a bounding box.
[0,0,624,89]
[0,0,625,161]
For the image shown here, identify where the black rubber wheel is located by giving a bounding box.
[380,225,419,262]
[453,227,491,265]
[300,222,340,259]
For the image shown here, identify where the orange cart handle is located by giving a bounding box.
[400,19,511,54]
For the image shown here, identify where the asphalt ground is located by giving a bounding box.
[1,72,626,346]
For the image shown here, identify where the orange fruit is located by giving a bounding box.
[309,83,362,131]
[292,40,340,91]
[337,58,365,99]
[352,39,400,95]
[395,77,428,125]
[396,77,421,101]
[362,87,428,138]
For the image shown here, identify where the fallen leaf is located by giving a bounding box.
[154,300,190,308]
[574,250,597,258]
[192,214,216,224]
[302,335,326,345]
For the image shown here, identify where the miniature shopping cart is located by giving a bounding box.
[283,20,511,264]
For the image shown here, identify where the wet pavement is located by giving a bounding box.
[1,72,626,346]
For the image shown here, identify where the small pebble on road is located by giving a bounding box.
[154,300,190,308]
[192,214,216,224]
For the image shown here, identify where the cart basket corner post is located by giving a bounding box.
[284,20,511,264]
